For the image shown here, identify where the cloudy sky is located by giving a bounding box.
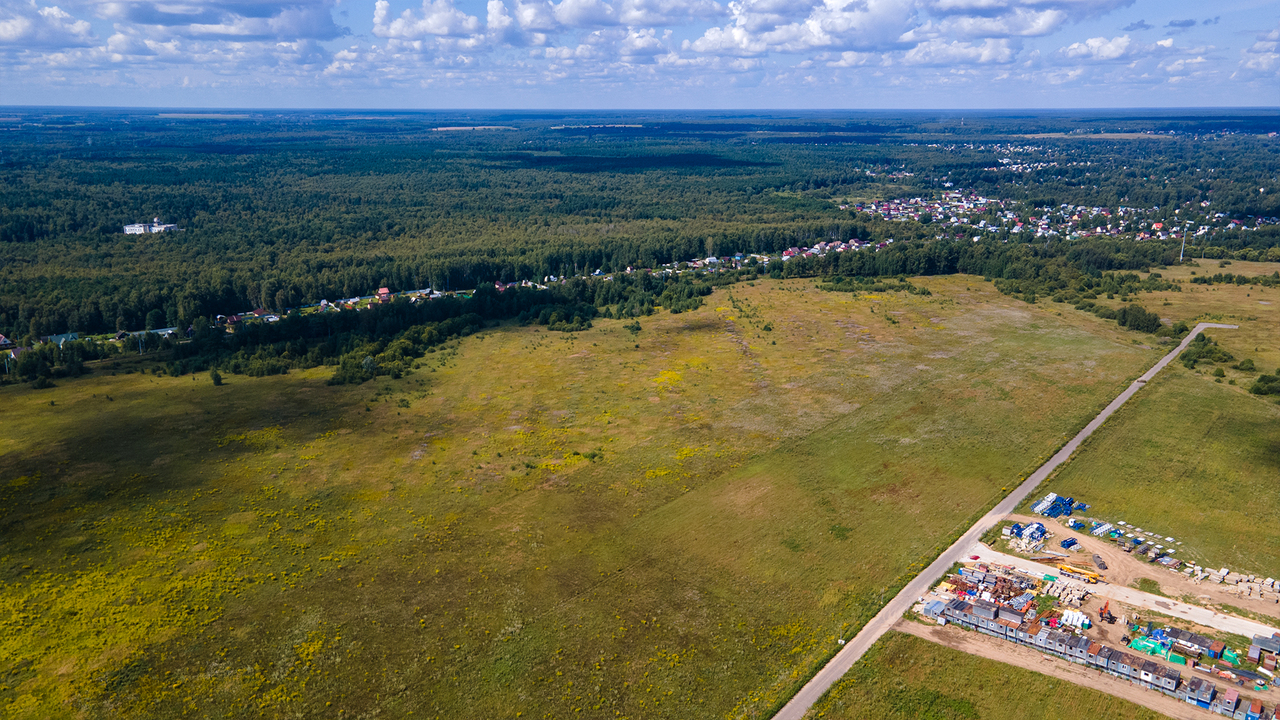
[1,0,1277,107]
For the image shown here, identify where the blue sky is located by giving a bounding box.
[1,0,1277,108]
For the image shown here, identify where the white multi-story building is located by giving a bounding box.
[124,217,178,234]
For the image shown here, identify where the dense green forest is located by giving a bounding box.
[1,109,1278,342]
[4,234,1242,389]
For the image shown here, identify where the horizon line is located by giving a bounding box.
[2,105,1280,114]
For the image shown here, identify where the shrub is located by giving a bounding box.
[521,302,599,329]
[1116,304,1161,334]
[548,316,592,332]
[328,356,373,385]
[1250,375,1280,395]
[1181,334,1235,369]
[659,280,714,314]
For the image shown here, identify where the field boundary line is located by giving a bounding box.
[769,322,1237,720]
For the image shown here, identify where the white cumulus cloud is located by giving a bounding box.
[1061,34,1130,60]
[4,0,1267,107]
[902,37,1016,65]
[691,0,917,56]
[552,0,616,26]
[0,0,94,48]
[825,49,873,66]
[689,24,766,55]
[925,0,1131,18]
[512,0,558,30]
[89,0,347,41]
[618,0,722,25]
[1239,23,1279,75]
[908,0,1133,43]
[374,0,481,39]
[908,8,1066,40]
[620,27,666,57]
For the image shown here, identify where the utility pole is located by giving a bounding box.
[1180,234,1186,262]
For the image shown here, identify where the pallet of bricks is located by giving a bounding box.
[1042,578,1090,608]
[1221,575,1280,603]
[1190,567,1280,603]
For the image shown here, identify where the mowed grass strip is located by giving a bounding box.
[0,277,1156,719]
[807,631,1168,720]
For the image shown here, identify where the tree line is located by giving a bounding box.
[3,236,1229,388]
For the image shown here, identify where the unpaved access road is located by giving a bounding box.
[772,323,1238,720]
[897,620,1235,720]
[1006,513,1280,622]
[967,545,1280,639]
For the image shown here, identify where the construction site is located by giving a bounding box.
[916,556,1280,719]
[1019,493,1280,604]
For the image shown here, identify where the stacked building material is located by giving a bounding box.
[1042,578,1090,606]
[1033,493,1089,518]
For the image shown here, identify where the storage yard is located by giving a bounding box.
[1026,492,1280,593]
[1002,511,1280,621]
[915,559,1280,719]
[968,546,1280,640]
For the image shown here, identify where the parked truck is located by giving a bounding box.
[1057,563,1102,584]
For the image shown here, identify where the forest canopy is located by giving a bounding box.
[1,108,1278,341]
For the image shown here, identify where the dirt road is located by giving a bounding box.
[897,621,1235,720]
[1007,513,1280,621]
[771,323,1238,720]
[967,545,1280,639]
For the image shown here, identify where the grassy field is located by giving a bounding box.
[1036,368,1280,577]
[808,261,1280,720]
[806,632,1168,720]
[1032,259,1280,578]
[0,276,1160,718]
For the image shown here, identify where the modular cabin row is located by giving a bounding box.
[1183,678,1275,720]
[943,597,1180,691]
[938,598,1275,718]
